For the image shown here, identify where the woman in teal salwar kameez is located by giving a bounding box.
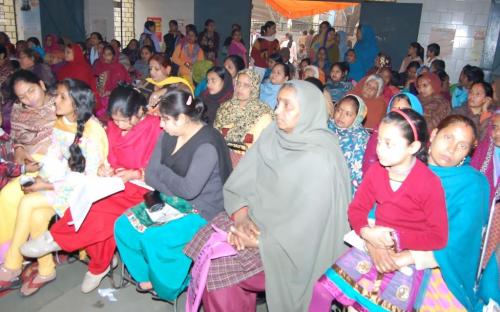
[114,88,232,301]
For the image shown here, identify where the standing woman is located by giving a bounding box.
[21,86,162,293]
[172,28,204,86]
[417,72,451,132]
[0,79,108,296]
[353,25,379,78]
[201,66,234,126]
[198,19,220,62]
[310,22,339,64]
[93,45,132,119]
[250,21,280,81]
[114,89,232,301]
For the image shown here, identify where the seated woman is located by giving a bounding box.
[352,74,387,129]
[325,62,353,104]
[471,109,499,276]
[185,80,352,312]
[417,72,451,132]
[214,69,273,167]
[362,92,424,173]
[328,94,369,194]
[452,81,493,141]
[133,45,153,80]
[0,79,108,296]
[93,45,132,119]
[18,48,55,87]
[114,89,232,301]
[259,62,291,110]
[57,44,97,100]
[0,70,56,260]
[413,116,499,310]
[136,53,173,101]
[200,66,234,126]
[20,85,162,293]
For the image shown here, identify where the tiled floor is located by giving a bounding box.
[0,259,269,312]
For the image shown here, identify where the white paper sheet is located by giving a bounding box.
[68,176,125,231]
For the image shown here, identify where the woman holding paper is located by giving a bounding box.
[113,88,232,301]
[0,79,108,296]
[21,85,162,294]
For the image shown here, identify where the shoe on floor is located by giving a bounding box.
[81,267,110,293]
[20,231,61,258]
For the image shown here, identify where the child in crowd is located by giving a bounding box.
[346,49,364,82]
[325,62,353,103]
[424,43,440,67]
[260,62,290,109]
[328,94,369,194]
[309,108,448,312]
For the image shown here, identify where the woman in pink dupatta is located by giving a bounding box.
[22,86,161,293]
[93,45,131,120]
[228,29,247,66]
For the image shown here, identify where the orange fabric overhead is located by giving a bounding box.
[264,0,356,19]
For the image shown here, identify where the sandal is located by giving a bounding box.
[19,269,56,297]
[0,266,22,292]
[136,283,157,296]
[21,262,38,281]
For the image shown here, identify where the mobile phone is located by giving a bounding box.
[19,175,35,187]
[144,191,163,211]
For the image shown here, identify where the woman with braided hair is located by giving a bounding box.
[0,79,108,296]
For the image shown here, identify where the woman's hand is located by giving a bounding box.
[98,164,114,177]
[14,147,34,165]
[24,162,41,173]
[113,168,141,183]
[365,242,399,273]
[228,225,259,251]
[390,250,414,268]
[232,207,260,240]
[148,89,167,115]
[22,176,53,193]
[360,226,395,249]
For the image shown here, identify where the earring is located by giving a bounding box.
[457,157,466,167]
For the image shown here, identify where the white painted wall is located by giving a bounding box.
[84,0,115,41]
[397,0,492,83]
[135,0,194,45]
[15,0,42,40]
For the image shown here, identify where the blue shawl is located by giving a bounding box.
[325,80,353,103]
[337,31,349,62]
[259,81,282,110]
[424,162,500,311]
[387,92,424,115]
[353,25,379,77]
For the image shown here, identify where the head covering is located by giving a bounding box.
[57,44,96,93]
[44,34,60,54]
[214,69,272,144]
[387,92,424,115]
[328,94,369,194]
[337,31,348,61]
[352,77,388,129]
[192,60,214,84]
[223,80,351,311]
[201,72,234,125]
[419,72,441,94]
[354,25,379,74]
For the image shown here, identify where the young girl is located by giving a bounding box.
[260,62,290,109]
[328,94,368,194]
[309,108,448,312]
[93,45,132,119]
[133,45,153,80]
[452,81,493,140]
[325,62,353,103]
[399,42,424,73]
[227,28,247,66]
[0,79,108,296]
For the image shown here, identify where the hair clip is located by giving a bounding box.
[186,95,192,106]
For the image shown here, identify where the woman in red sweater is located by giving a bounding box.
[309,108,448,312]
[250,21,279,82]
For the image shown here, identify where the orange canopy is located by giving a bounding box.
[264,0,356,19]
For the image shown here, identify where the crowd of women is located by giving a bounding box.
[0,17,498,312]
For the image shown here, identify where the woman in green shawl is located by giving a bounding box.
[186,80,351,312]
